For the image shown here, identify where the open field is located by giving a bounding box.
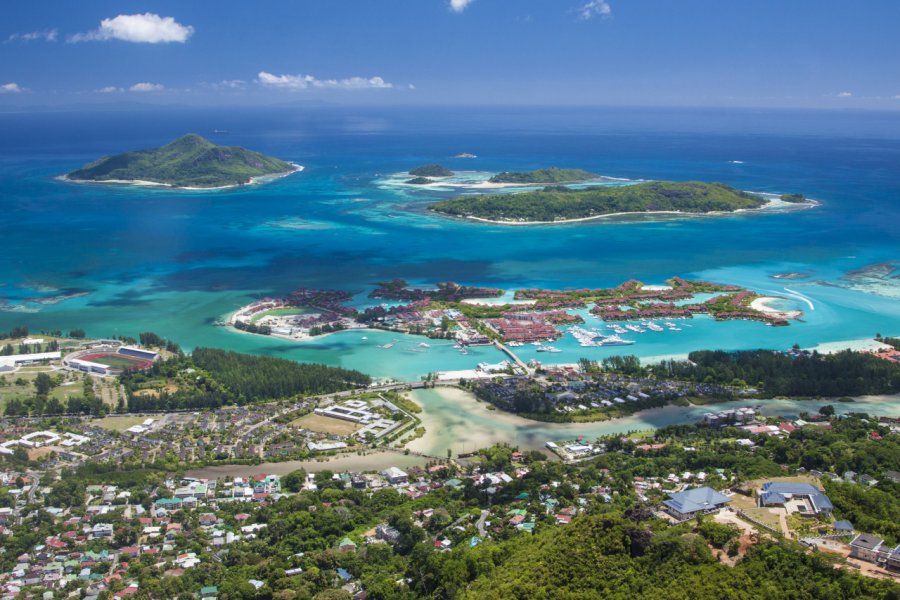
[133,381,179,398]
[0,369,84,410]
[741,507,782,531]
[756,475,821,487]
[251,307,308,323]
[729,493,758,511]
[291,413,361,435]
[95,415,148,432]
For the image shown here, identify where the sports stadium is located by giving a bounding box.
[64,345,158,376]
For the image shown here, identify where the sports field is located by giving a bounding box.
[80,352,150,369]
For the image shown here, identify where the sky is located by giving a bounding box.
[1,0,899,110]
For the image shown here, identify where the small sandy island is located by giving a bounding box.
[750,296,803,320]
[61,163,304,191]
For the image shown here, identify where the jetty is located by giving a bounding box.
[493,340,530,374]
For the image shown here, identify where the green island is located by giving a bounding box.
[65,133,299,189]
[409,164,454,177]
[431,180,777,223]
[488,166,597,184]
[404,176,435,185]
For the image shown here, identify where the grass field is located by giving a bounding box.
[95,415,148,432]
[82,353,146,369]
[756,475,821,487]
[292,413,361,435]
[0,369,84,411]
[741,507,782,531]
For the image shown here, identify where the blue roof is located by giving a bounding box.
[759,482,832,511]
[663,486,730,515]
[834,520,854,531]
[336,568,352,581]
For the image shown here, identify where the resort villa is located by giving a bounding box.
[662,486,731,521]
[757,482,833,516]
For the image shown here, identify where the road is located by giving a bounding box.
[476,509,490,537]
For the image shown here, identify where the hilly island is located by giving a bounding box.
[431,180,809,224]
[65,134,299,189]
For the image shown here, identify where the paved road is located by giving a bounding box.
[476,509,490,537]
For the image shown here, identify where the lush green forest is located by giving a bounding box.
[647,349,900,396]
[488,167,596,183]
[409,164,454,177]
[431,181,768,222]
[67,134,295,188]
[456,515,895,599]
[122,347,370,411]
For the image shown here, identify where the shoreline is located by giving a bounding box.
[59,163,304,191]
[436,197,819,226]
[390,171,615,190]
[749,296,804,320]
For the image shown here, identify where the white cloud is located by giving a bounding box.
[6,29,58,43]
[97,86,124,93]
[837,91,852,97]
[0,83,24,93]
[450,0,475,12]
[129,82,164,92]
[213,79,246,90]
[408,83,416,90]
[894,95,900,100]
[70,13,193,44]
[578,0,612,19]
[257,71,394,90]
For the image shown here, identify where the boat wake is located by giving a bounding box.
[782,288,815,310]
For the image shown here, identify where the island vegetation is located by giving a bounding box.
[409,164,454,177]
[431,180,770,223]
[121,347,371,413]
[488,167,596,184]
[405,176,434,185]
[65,134,297,189]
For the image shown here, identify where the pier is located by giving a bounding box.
[493,340,531,374]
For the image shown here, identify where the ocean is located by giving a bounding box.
[1,105,899,379]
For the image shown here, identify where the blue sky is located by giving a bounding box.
[2,0,899,109]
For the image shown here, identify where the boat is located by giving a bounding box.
[646,322,664,332]
[418,342,431,348]
[531,341,543,346]
[625,324,646,333]
[596,335,636,346]
[507,341,524,347]
[361,336,368,340]
[537,345,562,353]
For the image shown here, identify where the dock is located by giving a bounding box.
[493,340,530,374]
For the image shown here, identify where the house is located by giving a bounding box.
[859,474,879,486]
[375,524,400,544]
[337,537,357,552]
[833,520,855,534]
[849,533,886,564]
[381,467,409,485]
[758,482,833,516]
[662,486,731,521]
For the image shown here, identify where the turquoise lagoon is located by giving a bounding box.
[1,106,898,380]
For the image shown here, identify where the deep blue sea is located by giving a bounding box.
[1,106,898,379]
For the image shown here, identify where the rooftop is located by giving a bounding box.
[663,486,730,515]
